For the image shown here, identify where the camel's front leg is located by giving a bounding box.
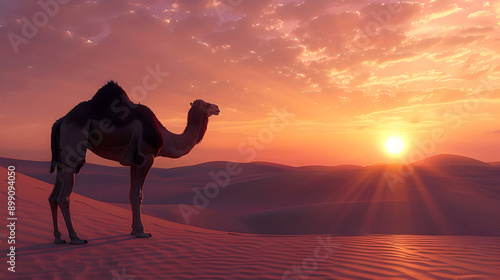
[129,154,154,238]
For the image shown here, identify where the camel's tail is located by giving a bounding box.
[50,118,64,173]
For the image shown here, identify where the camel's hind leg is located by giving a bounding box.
[49,170,66,244]
[130,154,154,238]
[52,120,89,245]
[49,165,87,245]
[57,169,87,245]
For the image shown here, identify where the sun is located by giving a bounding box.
[385,136,405,155]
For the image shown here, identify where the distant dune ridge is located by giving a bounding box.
[0,162,499,279]
[413,154,493,167]
[1,154,499,236]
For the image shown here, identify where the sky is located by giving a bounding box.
[0,0,499,168]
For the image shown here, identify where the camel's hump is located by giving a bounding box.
[67,81,164,154]
[89,81,134,107]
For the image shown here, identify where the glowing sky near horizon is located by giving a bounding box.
[0,0,499,168]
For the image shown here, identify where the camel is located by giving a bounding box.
[49,81,220,245]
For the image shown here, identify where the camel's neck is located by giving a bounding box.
[158,108,208,159]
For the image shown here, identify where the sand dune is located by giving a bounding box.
[0,167,499,279]
[1,156,500,237]
[413,154,492,167]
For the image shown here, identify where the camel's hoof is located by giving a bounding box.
[132,232,152,238]
[54,238,67,244]
[69,238,88,245]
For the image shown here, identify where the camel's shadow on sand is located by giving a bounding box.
[1,234,139,257]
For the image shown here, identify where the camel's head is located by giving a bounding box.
[190,99,220,117]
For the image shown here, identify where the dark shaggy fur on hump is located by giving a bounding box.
[63,81,164,153]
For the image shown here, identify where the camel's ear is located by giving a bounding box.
[190,102,193,107]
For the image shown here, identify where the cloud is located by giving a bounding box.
[441,35,486,47]
[274,0,340,21]
[467,10,493,18]
[359,2,422,27]
[424,2,462,22]
[460,69,490,81]
[458,26,495,35]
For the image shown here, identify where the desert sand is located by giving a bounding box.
[0,157,499,279]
